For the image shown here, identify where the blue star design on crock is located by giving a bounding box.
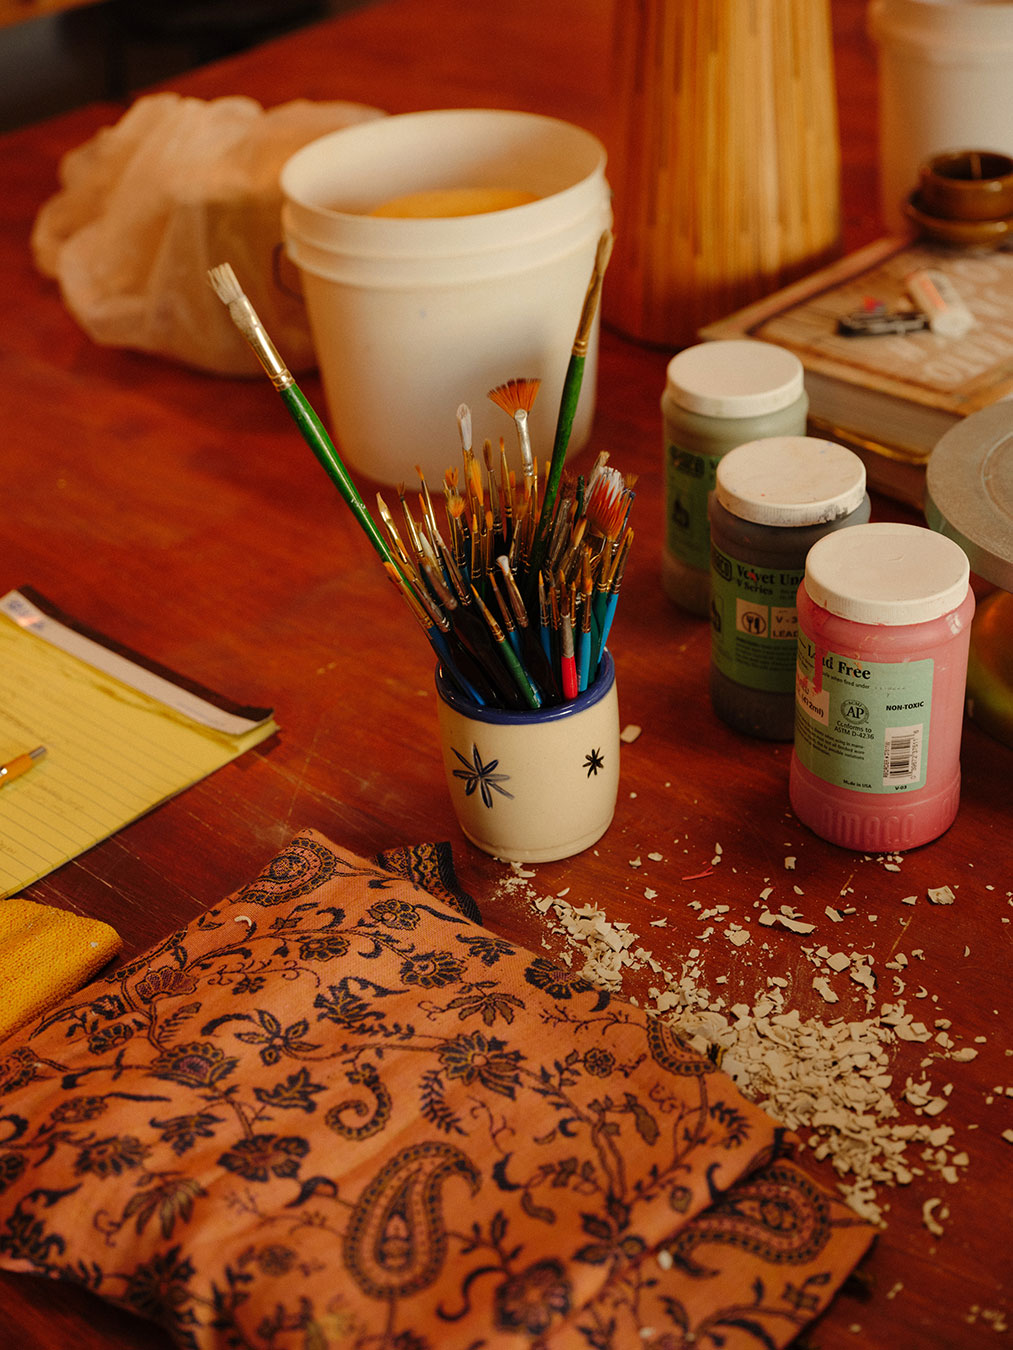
[584,747,605,777]
[451,743,514,809]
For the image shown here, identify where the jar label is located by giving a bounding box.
[710,544,802,692]
[794,640,932,794]
[665,440,719,571]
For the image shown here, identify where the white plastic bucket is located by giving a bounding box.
[280,109,612,486]
[870,0,1013,232]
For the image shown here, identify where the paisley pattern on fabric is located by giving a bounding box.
[0,830,874,1350]
[647,1012,721,1076]
[667,1162,834,1276]
[344,1140,481,1298]
[234,831,341,904]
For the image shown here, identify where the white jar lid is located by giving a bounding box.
[804,522,970,625]
[715,436,867,526]
[665,339,804,418]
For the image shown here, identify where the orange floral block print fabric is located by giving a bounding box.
[0,831,874,1348]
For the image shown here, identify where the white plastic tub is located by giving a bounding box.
[870,0,1013,231]
[280,109,612,486]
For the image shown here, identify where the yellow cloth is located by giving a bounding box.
[0,898,122,1041]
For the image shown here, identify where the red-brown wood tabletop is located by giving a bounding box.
[0,2,1009,1346]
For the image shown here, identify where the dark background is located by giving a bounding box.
[0,0,374,132]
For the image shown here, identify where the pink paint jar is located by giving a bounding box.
[790,522,974,851]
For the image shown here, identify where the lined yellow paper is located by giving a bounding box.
[0,590,278,899]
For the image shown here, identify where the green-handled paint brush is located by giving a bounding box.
[527,229,614,588]
[208,262,400,576]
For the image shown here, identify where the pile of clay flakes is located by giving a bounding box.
[491,860,1005,1236]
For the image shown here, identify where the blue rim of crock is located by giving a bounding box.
[435,649,615,724]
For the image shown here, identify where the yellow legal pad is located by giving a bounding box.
[0,588,278,899]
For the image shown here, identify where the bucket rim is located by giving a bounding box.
[279,106,608,230]
[280,193,613,268]
[283,221,611,287]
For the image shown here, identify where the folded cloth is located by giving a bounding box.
[30,92,383,375]
[0,897,122,1042]
[0,831,874,1348]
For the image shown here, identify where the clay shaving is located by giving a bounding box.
[495,866,987,1230]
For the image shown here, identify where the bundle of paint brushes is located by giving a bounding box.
[378,381,634,710]
[208,229,628,712]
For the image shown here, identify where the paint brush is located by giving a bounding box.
[496,554,558,700]
[415,464,444,551]
[498,438,515,536]
[559,580,578,702]
[376,494,416,575]
[397,483,426,567]
[488,567,522,659]
[488,377,540,491]
[383,562,489,706]
[208,263,402,578]
[527,230,614,586]
[595,526,633,669]
[456,402,473,458]
[471,586,542,710]
[444,480,468,572]
[482,439,503,548]
[537,570,553,667]
[577,545,594,693]
[434,560,523,708]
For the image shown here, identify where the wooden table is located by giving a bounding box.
[1,2,1009,1346]
[0,0,99,28]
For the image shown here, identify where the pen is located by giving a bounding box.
[0,745,46,788]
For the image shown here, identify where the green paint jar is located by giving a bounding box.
[661,340,808,617]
